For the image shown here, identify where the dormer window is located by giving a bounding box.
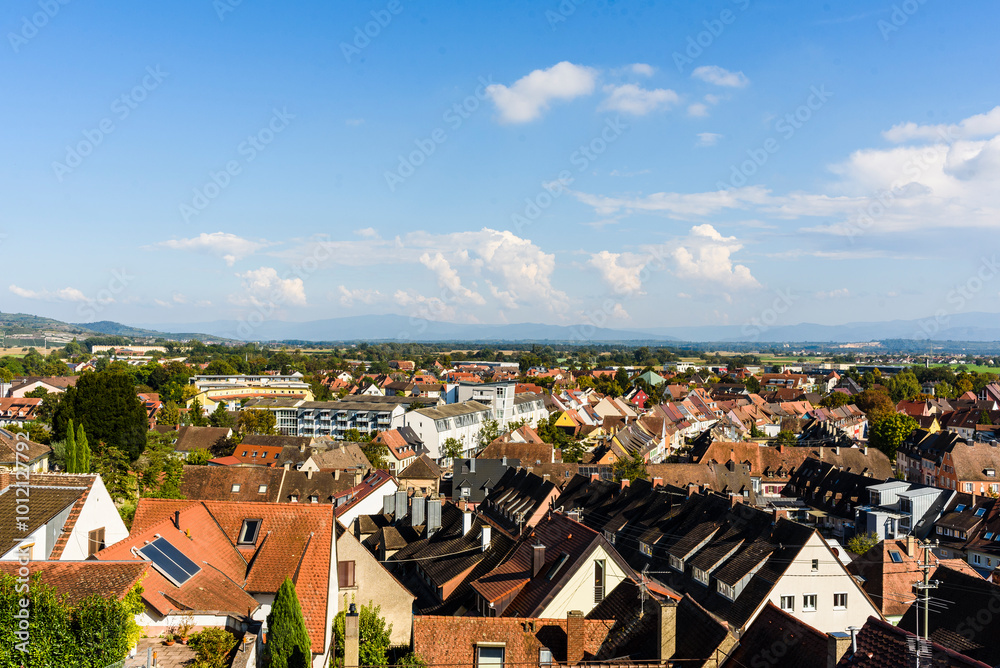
[669,555,684,572]
[640,542,653,557]
[310,495,319,503]
[258,485,267,494]
[692,567,709,585]
[231,484,241,493]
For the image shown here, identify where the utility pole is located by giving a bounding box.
[913,538,939,666]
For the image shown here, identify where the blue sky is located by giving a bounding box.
[3,0,1000,334]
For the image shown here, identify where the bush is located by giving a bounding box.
[847,531,881,555]
[189,627,238,668]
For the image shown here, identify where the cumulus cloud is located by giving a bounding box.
[419,252,485,304]
[9,285,90,302]
[599,84,679,115]
[230,267,306,307]
[883,106,1000,143]
[692,65,750,88]
[486,61,597,123]
[393,290,457,322]
[337,286,383,307]
[687,103,709,117]
[154,232,266,266]
[665,225,760,290]
[628,63,655,77]
[697,132,723,146]
[354,227,379,238]
[587,251,647,296]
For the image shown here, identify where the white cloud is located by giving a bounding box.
[599,84,679,115]
[486,61,597,123]
[611,303,631,320]
[691,65,750,88]
[697,132,723,146]
[883,106,1000,143]
[354,227,379,238]
[393,290,457,322]
[230,267,306,307]
[627,63,655,77]
[155,232,266,266]
[569,185,771,218]
[419,252,485,304]
[687,103,709,117]
[588,251,647,296]
[815,288,850,299]
[9,285,90,302]
[337,285,383,307]
[666,225,760,290]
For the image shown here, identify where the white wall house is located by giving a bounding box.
[399,401,493,460]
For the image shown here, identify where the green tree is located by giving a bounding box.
[855,389,895,423]
[52,372,148,460]
[204,360,237,375]
[188,399,209,427]
[93,446,134,503]
[65,418,77,473]
[210,435,240,459]
[612,450,647,482]
[820,392,851,409]
[236,408,277,436]
[476,418,502,449]
[186,448,212,465]
[209,402,235,428]
[158,400,181,426]
[76,422,91,474]
[441,437,464,461]
[361,441,389,469]
[136,432,185,498]
[869,413,918,463]
[332,602,392,668]
[846,531,880,555]
[267,578,312,668]
[24,386,49,399]
[774,430,798,446]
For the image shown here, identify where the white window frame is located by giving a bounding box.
[802,593,817,612]
[780,595,794,612]
[833,592,847,609]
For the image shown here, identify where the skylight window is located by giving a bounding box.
[137,537,201,586]
[986,533,994,540]
[258,485,268,494]
[238,519,262,545]
[231,484,241,493]
[956,504,966,512]
[889,551,903,563]
[977,508,987,517]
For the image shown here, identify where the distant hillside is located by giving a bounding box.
[0,312,95,336]
[74,320,168,337]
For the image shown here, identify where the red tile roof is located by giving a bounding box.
[0,560,150,606]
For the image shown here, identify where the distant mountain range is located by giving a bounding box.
[133,311,1000,343]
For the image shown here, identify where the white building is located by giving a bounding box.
[399,400,493,459]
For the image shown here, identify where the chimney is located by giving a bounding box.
[427,496,442,536]
[657,599,678,664]
[174,511,180,530]
[481,525,491,552]
[299,443,306,453]
[469,458,476,473]
[776,443,784,454]
[566,611,585,665]
[862,446,868,456]
[394,489,408,520]
[833,446,840,456]
[335,469,341,481]
[652,477,663,488]
[501,455,507,466]
[345,603,360,668]
[306,469,313,479]
[383,493,395,516]
[411,494,426,527]
[463,508,474,536]
[906,535,918,559]
[827,632,851,668]
[847,626,860,655]
[590,473,599,482]
[620,478,630,490]
[532,544,546,577]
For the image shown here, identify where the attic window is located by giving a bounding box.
[310,495,318,503]
[956,504,967,512]
[986,532,994,540]
[976,508,986,517]
[258,485,268,494]
[545,553,570,581]
[231,484,241,493]
[238,519,262,545]
[988,469,997,477]
[889,551,903,563]
[290,495,299,503]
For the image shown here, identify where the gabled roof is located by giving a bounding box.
[839,616,990,668]
[0,428,51,465]
[0,560,150,606]
[479,468,556,535]
[722,602,829,668]
[171,425,233,452]
[0,473,95,557]
[397,454,442,480]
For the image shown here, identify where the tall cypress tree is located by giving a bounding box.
[65,419,77,473]
[76,423,90,474]
[266,578,311,668]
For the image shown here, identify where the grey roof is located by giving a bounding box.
[415,400,492,421]
[451,458,518,503]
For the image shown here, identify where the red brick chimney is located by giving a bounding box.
[566,610,585,664]
[652,477,663,488]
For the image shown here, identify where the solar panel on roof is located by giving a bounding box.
[138,537,201,586]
